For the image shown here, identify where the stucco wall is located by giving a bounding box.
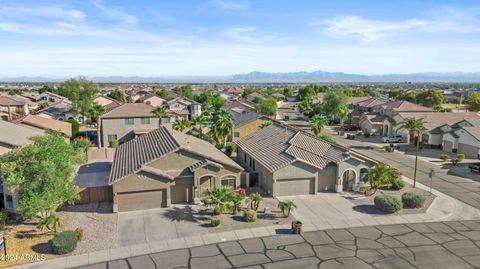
[101,117,160,147]
[232,118,265,142]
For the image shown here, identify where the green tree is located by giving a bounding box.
[172,117,192,132]
[107,88,126,103]
[87,102,105,125]
[0,131,81,222]
[60,78,98,122]
[320,90,348,123]
[38,84,56,94]
[454,96,462,108]
[468,92,480,111]
[196,92,226,110]
[256,97,277,116]
[208,108,234,148]
[398,91,417,103]
[155,88,172,100]
[366,163,401,195]
[309,115,328,136]
[398,117,426,188]
[260,120,272,128]
[416,89,444,107]
[8,89,22,96]
[151,106,169,127]
[173,85,195,100]
[318,134,336,144]
[248,192,263,211]
[283,88,293,97]
[201,187,237,215]
[194,115,209,138]
[299,99,313,115]
[277,200,297,217]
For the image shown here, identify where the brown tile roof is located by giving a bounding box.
[348,97,372,105]
[384,100,434,112]
[101,103,155,119]
[12,114,72,137]
[397,112,480,130]
[236,123,348,172]
[0,96,24,106]
[109,127,243,184]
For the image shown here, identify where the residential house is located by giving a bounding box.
[35,99,76,122]
[0,96,29,120]
[99,103,160,147]
[138,93,166,107]
[441,118,480,158]
[220,92,237,101]
[236,123,376,196]
[109,127,243,212]
[165,97,201,121]
[226,100,268,142]
[32,91,68,105]
[93,95,122,113]
[0,120,43,212]
[12,114,72,138]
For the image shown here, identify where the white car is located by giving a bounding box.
[382,135,403,143]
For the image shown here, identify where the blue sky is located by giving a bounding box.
[1,0,480,77]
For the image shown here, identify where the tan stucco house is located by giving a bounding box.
[109,127,244,212]
[227,100,269,142]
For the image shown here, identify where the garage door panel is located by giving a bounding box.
[117,190,165,212]
[276,178,314,196]
[458,143,479,159]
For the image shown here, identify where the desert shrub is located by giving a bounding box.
[211,217,220,227]
[109,139,119,148]
[52,231,78,254]
[225,143,235,156]
[450,158,460,165]
[243,209,257,222]
[74,227,84,241]
[0,210,7,230]
[401,192,426,208]
[440,153,449,162]
[67,119,80,135]
[215,143,224,151]
[72,137,92,152]
[374,195,402,213]
[457,153,465,161]
[390,178,405,190]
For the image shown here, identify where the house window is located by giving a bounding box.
[233,131,240,138]
[125,118,134,125]
[244,152,247,163]
[5,195,13,209]
[107,134,117,144]
[252,160,256,170]
[221,176,236,188]
[141,117,150,125]
[161,117,171,124]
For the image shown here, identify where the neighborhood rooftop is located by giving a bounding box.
[101,103,154,118]
[226,100,262,127]
[0,120,43,147]
[12,114,72,137]
[236,123,348,172]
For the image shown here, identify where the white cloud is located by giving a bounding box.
[0,5,87,20]
[313,8,480,42]
[92,0,139,24]
[212,0,247,10]
[223,26,285,43]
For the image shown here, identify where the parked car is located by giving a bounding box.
[342,124,361,131]
[382,135,403,143]
[469,163,480,173]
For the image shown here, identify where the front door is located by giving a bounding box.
[342,170,356,191]
[200,176,213,194]
[249,173,259,187]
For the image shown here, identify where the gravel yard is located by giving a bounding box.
[58,202,116,254]
[346,182,435,215]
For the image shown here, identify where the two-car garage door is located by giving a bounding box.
[117,189,166,212]
[276,178,315,196]
[458,143,480,159]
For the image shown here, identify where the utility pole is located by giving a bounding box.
[413,130,420,188]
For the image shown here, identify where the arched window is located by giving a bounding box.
[342,170,356,191]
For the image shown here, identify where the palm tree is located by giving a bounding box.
[208,108,234,148]
[309,115,328,136]
[195,115,209,138]
[366,163,399,195]
[172,117,192,132]
[338,105,349,128]
[88,102,105,148]
[277,200,297,217]
[398,117,426,188]
[151,106,169,127]
[248,192,263,211]
[201,187,237,215]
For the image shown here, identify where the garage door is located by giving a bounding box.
[458,143,480,159]
[276,178,314,196]
[443,141,453,152]
[117,189,166,212]
[318,166,336,192]
[170,177,193,204]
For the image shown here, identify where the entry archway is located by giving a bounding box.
[342,169,356,191]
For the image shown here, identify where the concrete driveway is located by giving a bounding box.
[116,205,209,246]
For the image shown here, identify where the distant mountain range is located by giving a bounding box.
[3,71,480,83]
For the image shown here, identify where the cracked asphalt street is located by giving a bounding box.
[75,220,480,269]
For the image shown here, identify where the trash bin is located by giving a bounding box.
[291,220,302,234]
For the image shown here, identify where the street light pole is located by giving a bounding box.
[413,130,419,188]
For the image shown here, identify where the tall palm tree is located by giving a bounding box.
[208,108,234,148]
[172,117,192,132]
[88,102,105,148]
[151,106,169,127]
[366,163,398,195]
[194,115,208,138]
[309,115,328,136]
[398,117,426,188]
[338,105,349,128]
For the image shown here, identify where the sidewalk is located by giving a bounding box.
[10,176,480,269]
